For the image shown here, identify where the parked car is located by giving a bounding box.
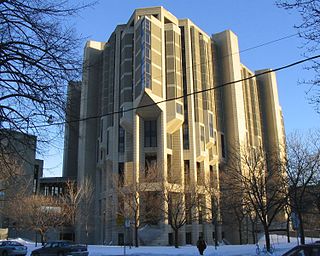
[0,240,27,256]
[31,241,88,256]
[282,242,320,256]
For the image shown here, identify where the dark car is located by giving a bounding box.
[31,241,88,256]
[282,242,320,256]
[0,240,27,256]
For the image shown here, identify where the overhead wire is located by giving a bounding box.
[68,30,304,106]
[10,30,313,130]
[33,53,320,128]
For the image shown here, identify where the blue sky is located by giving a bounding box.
[41,0,320,177]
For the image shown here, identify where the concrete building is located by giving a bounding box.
[65,6,285,245]
[0,129,43,239]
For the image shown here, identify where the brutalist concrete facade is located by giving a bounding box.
[66,7,285,245]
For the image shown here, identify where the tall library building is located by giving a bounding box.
[63,6,285,246]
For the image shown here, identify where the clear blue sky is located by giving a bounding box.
[41,0,320,177]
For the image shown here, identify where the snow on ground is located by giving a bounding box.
[12,235,320,256]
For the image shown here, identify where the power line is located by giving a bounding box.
[34,54,320,128]
[79,30,303,106]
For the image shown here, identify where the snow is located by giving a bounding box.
[11,235,320,256]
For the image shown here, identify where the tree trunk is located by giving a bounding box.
[174,228,179,248]
[40,232,45,245]
[263,224,271,252]
[298,212,305,244]
[134,223,139,247]
[286,216,291,243]
[85,223,89,245]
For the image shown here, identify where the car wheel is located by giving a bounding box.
[2,251,8,256]
[57,252,65,256]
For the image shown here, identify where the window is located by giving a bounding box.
[118,233,124,246]
[118,126,125,153]
[140,18,152,90]
[180,26,189,150]
[210,165,214,187]
[183,121,189,149]
[168,233,173,246]
[221,133,226,158]
[119,107,124,118]
[176,102,183,114]
[118,163,124,187]
[100,119,103,141]
[96,141,99,163]
[33,165,39,194]
[106,130,109,155]
[186,232,192,244]
[209,113,214,138]
[167,154,172,183]
[184,160,190,185]
[200,126,205,151]
[144,120,157,147]
[44,186,49,196]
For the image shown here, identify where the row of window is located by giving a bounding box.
[98,123,225,160]
[43,185,64,197]
[141,18,152,89]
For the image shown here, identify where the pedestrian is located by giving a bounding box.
[196,236,207,255]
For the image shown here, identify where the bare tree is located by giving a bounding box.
[61,180,80,241]
[78,177,94,244]
[223,146,287,252]
[160,186,199,248]
[285,131,320,244]
[62,177,94,243]
[114,163,161,247]
[0,0,94,155]
[276,0,320,112]
[156,174,199,248]
[5,193,65,244]
[200,171,222,246]
[219,181,247,245]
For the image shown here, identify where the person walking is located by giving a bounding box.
[196,236,207,255]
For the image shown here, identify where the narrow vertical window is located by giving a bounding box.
[221,133,226,158]
[100,119,103,141]
[96,140,99,163]
[184,160,190,185]
[209,113,214,138]
[200,126,205,151]
[210,165,214,187]
[180,26,190,150]
[118,126,125,153]
[144,120,157,147]
[118,163,124,187]
[106,130,109,155]
[167,154,172,183]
